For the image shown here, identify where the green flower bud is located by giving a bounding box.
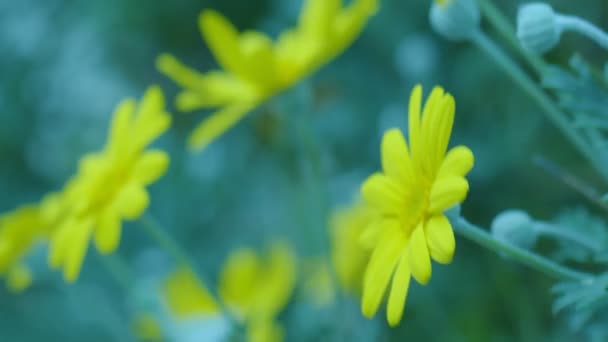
[517,3,561,54]
[429,0,480,42]
[491,210,538,249]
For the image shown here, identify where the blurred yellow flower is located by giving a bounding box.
[49,86,171,282]
[330,201,374,294]
[360,85,474,326]
[157,0,378,151]
[218,242,296,341]
[164,266,219,318]
[132,312,164,342]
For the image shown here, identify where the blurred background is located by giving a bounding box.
[1,0,607,340]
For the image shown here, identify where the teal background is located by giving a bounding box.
[1,0,607,340]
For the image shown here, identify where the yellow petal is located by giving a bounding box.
[132,150,169,186]
[332,0,379,56]
[360,173,404,215]
[48,220,73,268]
[174,72,257,111]
[164,266,219,317]
[133,86,171,149]
[94,209,121,254]
[425,214,455,264]
[64,220,93,283]
[407,85,422,162]
[361,226,405,318]
[199,10,245,78]
[438,145,474,178]
[219,248,260,318]
[408,223,431,285]
[381,128,413,186]
[237,31,276,86]
[116,183,150,220]
[431,94,456,164]
[386,251,411,327]
[107,98,136,153]
[298,0,340,39]
[428,176,469,214]
[254,242,296,317]
[418,86,445,174]
[274,30,314,84]
[188,102,257,151]
[156,53,205,89]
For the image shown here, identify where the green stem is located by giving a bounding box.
[470,30,608,184]
[139,214,235,323]
[452,216,592,282]
[294,85,342,302]
[477,0,548,75]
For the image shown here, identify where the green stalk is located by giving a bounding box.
[470,30,608,183]
[139,214,236,324]
[476,0,548,75]
[453,216,592,282]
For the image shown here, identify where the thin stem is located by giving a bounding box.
[533,156,608,214]
[558,15,608,50]
[452,216,593,282]
[476,0,547,75]
[470,30,608,184]
[139,214,235,323]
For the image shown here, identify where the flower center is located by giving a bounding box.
[401,183,430,236]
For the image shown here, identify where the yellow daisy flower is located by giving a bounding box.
[49,86,171,282]
[157,0,378,150]
[360,85,474,326]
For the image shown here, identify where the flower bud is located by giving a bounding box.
[517,3,561,54]
[430,0,480,42]
[491,209,537,249]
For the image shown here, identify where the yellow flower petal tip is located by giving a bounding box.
[359,84,474,326]
[159,0,378,152]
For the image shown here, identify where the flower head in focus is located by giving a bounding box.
[219,242,296,341]
[330,200,374,294]
[360,85,474,326]
[49,86,171,282]
[157,0,378,151]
